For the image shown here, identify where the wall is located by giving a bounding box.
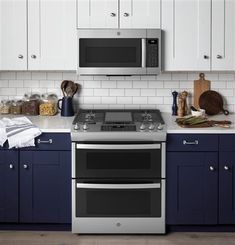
[0,71,235,113]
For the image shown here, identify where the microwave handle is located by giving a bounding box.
[76,183,161,189]
[141,39,146,68]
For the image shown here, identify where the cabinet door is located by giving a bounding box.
[20,151,71,223]
[212,0,235,70]
[167,152,218,225]
[0,150,18,222]
[28,0,76,70]
[0,0,27,70]
[77,0,118,28]
[120,0,160,28]
[219,152,235,224]
[162,0,211,71]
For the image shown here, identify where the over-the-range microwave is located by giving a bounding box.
[77,29,161,76]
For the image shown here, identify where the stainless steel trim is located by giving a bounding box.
[76,143,161,150]
[183,140,199,145]
[72,142,76,178]
[161,142,166,178]
[141,39,146,68]
[76,183,161,189]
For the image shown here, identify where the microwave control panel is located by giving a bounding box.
[146,39,159,67]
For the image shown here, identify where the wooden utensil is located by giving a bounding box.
[193,73,211,109]
[60,80,69,97]
[64,80,75,97]
[199,90,229,115]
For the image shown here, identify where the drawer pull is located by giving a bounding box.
[9,164,14,169]
[183,140,199,145]
[224,165,229,171]
[37,139,53,144]
[209,166,215,171]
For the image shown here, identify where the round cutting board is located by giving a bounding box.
[198,90,229,115]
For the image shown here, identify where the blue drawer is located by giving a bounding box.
[219,135,235,151]
[167,134,218,152]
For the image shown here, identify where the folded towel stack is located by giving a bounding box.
[0,117,41,149]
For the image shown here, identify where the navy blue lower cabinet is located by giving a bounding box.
[0,150,18,222]
[219,152,235,224]
[167,152,218,225]
[20,151,71,223]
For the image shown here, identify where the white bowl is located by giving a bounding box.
[191,109,205,117]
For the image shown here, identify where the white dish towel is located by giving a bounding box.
[0,117,41,149]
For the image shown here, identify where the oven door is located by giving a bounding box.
[72,180,165,233]
[72,143,165,179]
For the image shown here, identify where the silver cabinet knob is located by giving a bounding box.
[23,164,29,169]
[110,13,116,17]
[209,166,215,171]
[217,55,222,59]
[123,13,129,17]
[31,55,37,59]
[204,55,209,59]
[224,165,229,171]
[18,54,23,59]
[9,164,14,169]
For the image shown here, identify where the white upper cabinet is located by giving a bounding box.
[77,0,118,28]
[212,0,235,71]
[28,0,76,70]
[120,0,160,28]
[77,0,160,29]
[0,0,27,70]
[0,0,76,71]
[162,0,211,71]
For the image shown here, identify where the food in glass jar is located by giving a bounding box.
[39,93,58,116]
[0,100,11,114]
[10,100,23,115]
[22,100,40,115]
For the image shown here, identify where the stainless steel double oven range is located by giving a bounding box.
[71,109,166,234]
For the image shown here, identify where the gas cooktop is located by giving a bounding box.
[71,109,166,142]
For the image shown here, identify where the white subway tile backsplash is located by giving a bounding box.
[109,89,124,96]
[1,71,235,113]
[9,80,23,88]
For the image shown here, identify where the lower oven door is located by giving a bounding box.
[72,143,165,179]
[72,180,165,234]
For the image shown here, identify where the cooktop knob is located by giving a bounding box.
[157,123,163,130]
[83,123,89,130]
[74,123,79,130]
[148,123,155,130]
[140,123,146,130]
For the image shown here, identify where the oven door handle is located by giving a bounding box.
[76,183,161,189]
[76,144,161,150]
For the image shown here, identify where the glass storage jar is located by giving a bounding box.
[10,100,23,115]
[39,94,58,116]
[22,93,41,115]
[0,100,11,114]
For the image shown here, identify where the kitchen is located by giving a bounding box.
[1,0,235,244]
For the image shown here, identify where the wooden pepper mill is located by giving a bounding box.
[177,93,184,117]
[181,91,188,115]
[172,91,178,116]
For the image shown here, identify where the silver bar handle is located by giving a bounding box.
[76,144,161,150]
[37,139,53,144]
[76,183,161,189]
[183,140,199,145]
[141,38,146,68]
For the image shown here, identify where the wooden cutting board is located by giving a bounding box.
[193,73,211,109]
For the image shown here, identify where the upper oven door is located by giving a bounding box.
[72,143,165,180]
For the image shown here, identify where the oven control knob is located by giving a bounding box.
[74,123,79,130]
[148,123,155,130]
[140,123,146,130]
[83,123,89,130]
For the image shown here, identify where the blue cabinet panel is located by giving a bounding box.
[20,150,71,223]
[219,135,235,151]
[167,134,218,152]
[219,152,235,224]
[167,152,218,225]
[0,150,18,222]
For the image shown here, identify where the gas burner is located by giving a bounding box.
[142,111,153,122]
[85,111,96,124]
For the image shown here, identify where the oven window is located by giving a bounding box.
[76,187,161,217]
[76,148,162,179]
[79,39,142,67]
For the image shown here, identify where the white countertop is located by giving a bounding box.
[0,112,234,134]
